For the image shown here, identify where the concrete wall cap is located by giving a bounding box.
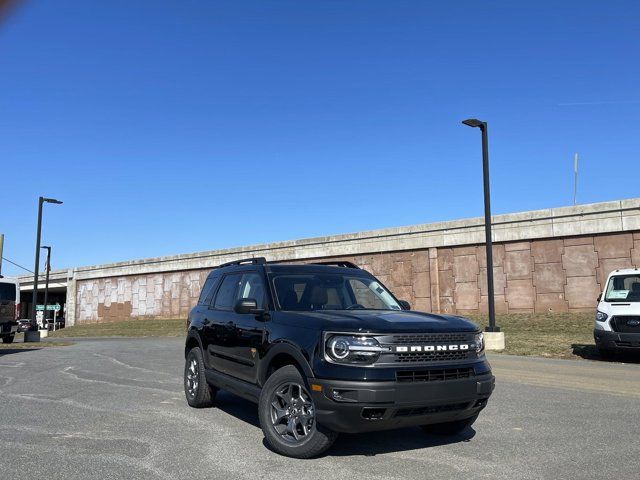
[16,197,640,282]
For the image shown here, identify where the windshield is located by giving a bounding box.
[0,282,17,302]
[272,273,402,311]
[604,274,640,302]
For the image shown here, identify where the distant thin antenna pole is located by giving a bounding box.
[573,153,578,205]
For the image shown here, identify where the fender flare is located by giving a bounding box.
[259,341,315,386]
[184,330,204,358]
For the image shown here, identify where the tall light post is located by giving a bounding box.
[41,246,52,327]
[462,119,500,334]
[27,196,62,341]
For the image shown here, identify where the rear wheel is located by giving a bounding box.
[258,365,338,458]
[184,347,216,408]
[421,414,478,435]
[2,334,15,344]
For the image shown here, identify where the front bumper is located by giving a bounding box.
[310,373,494,433]
[594,330,640,350]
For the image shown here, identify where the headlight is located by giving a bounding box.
[324,334,385,365]
[474,332,484,353]
[595,311,608,322]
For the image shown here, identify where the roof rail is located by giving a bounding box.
[216,257,267,268]
[309,261,360,269]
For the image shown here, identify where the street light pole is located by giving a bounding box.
[462,119,500,333]
[30,197,44,330]
[28,196,62,340]
[42,246,51,328]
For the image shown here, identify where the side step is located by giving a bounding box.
[205,369,261,404]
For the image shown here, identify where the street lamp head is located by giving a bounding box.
[41,245,51,250]
[43,198,63,204]
[462,118,485,128]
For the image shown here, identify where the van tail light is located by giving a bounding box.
[15,304,20,320]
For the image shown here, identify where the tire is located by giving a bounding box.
[184,347,216,408]
[258,365,338,458]
[421,414,478,435]
[2,334,15,344]
[598,348,616,360]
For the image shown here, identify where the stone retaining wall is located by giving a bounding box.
[74,231,640,321]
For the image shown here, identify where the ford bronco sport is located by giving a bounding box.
[184,258,494,458]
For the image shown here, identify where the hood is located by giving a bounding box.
[275,309,479,333]
[598,301,640,316]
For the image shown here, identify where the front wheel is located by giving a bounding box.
[2,334,15,344]
[421,414,478,435]
[258,365,338,458]
[184,347,216,408]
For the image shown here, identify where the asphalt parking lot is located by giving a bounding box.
[2,338,639,480]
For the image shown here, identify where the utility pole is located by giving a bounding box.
[27,196,62,342]
[573,153,578,206]
[42,246,52,328]
[31,198,44,330]
[462,119,505,350]
[462,119,499,333]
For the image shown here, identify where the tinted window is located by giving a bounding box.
[0,283,16,302]
[348,278,387,309]
[198,277,218,305]
[214,274,242,310]
[273,274,401,311]
[237,273,267,309]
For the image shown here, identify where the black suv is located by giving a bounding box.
[184,258,494,458]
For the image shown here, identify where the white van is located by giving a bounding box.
[594,268,640,356]
[0,277,20,344]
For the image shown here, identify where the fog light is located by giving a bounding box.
[331,389,358,402]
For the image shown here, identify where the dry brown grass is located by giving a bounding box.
[48,312,597,359]
[49,318,187,338]
[467,312,595,358]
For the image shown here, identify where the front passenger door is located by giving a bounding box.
[231,272,268,383]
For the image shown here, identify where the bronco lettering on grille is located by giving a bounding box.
[394,344,470,353]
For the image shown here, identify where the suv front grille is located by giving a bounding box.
[391,333,470,344]
[396,367,474,382]
[374,332,478,365]
[610,316,640,333]
[394,402,469,418]
[394,350,470,363]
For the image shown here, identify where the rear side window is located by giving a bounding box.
[0,283,16,302]
[213,274,242,310]
[198,277,218,305]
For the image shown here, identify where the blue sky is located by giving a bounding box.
[1,0,639,276]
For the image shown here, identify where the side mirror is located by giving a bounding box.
[234,298,265,316]
[398,300,411,311]
[597,293,602,302]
